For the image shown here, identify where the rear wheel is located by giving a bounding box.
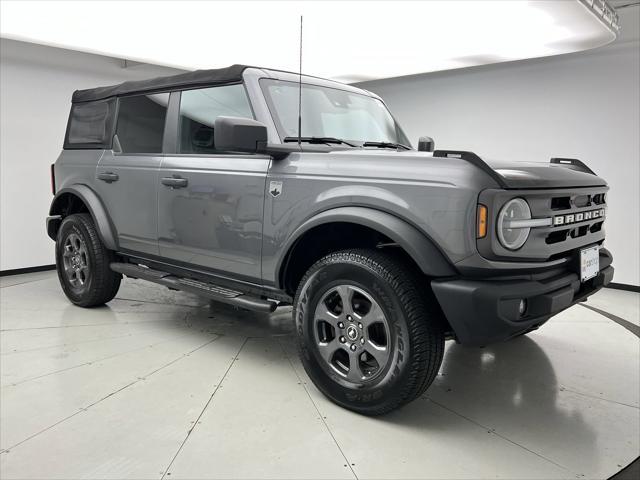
[56,213,121,307]
[294,249,445,415]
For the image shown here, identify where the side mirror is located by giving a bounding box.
[214,116,268,153]
[418,136,435,152]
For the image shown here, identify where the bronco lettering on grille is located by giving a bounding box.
[553,208,605,227]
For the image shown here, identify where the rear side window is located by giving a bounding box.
[65,99,116,148]
[179,84,253,154]
[115,93,169,153]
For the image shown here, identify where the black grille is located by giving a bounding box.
[546,229,569,244]
[551,197,571,210]
[551,192,606,211]
[544,191,607,248]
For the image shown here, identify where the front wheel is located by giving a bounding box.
[55,213,121,307]
[294,249,445,415]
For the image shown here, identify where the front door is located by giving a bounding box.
[95,93,169,256]
[157,84,268,282]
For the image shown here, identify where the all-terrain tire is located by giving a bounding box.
[55,213,121,307]
[293,249,445,415]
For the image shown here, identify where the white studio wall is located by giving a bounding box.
[0,39,185,272]
[357,7,640,287]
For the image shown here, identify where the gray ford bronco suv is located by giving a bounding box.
[47,65,613,415]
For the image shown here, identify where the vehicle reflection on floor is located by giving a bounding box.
[0,273,637,479]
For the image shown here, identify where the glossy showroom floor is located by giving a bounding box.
[0,272,638,479]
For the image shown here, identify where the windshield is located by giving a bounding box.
[260,79,410,147]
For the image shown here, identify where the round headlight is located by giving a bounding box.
[497,198,531,250]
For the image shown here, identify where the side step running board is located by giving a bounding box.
[110,263,277,313]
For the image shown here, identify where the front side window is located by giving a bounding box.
[115,93,169,153]
[260,79,408,146]
[179,84,253,154]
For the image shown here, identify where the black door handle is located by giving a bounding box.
[97,172,119,183]
[161,176,188,188]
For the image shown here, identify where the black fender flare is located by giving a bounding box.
[277,206,456,288]
[48,185,118,250]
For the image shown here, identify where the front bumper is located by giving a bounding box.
[431,249,614,346]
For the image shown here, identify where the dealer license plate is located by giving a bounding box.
[580,245,600,282]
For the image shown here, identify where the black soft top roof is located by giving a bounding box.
[72,64,250,103]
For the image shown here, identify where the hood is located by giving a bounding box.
[485,159,607,189]
[307,147,606,190]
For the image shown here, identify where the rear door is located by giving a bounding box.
[95,93,169,256]
[157,84,269,283]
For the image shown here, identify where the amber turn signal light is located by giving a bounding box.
[477,204,488,238]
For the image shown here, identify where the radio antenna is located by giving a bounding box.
[297,15,303,146]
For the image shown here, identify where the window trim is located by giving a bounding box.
[162,91,181,154]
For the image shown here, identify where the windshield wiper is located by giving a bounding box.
[362,141,411,150]
[283,136,358,147]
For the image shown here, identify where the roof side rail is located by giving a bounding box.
[432,149,508,188]
[550,158,596,176]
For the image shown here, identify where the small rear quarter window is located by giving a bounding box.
[65,99,115,148]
